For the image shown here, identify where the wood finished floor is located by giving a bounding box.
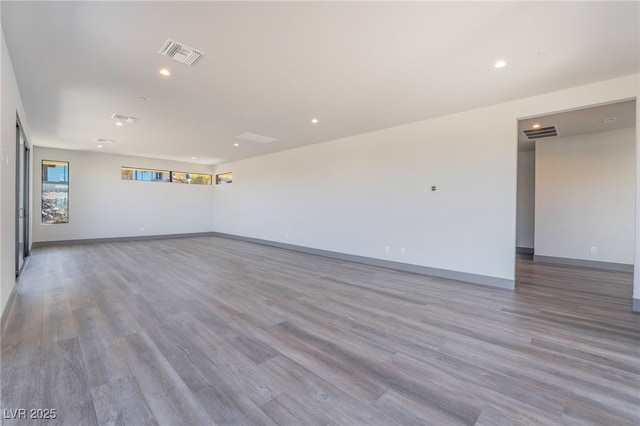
[1,236,638,425]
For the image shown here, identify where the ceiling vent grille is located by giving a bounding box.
[111,113,137,123]
[236,132,277,144]
[158,39,204,66]
[95,138,114,144]
[522,126,558,140]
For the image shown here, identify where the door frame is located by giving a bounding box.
[15,115,30,276]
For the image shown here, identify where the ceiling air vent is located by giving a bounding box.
[95,138,114,144]
[111,113,137,123]
[522,126,558,140]
[236,132,277,144]
[158,39,204,66]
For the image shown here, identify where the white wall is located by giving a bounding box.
[33,148,214,242]
[535,128,636,265]
[1,21,32,315]
[516,150,535,249]
[214,106,518,281]
[213,74,639,286]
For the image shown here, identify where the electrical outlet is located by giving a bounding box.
[385,246,390,253]
[140,227,145,233]
[590,246,597,254]
[401,248,406,255]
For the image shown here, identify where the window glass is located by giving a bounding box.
[121,167,171,182]
[172,172,212,185]
[216,172,233,185]
[42,160,69,224]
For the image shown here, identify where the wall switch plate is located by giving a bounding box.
[385,246,390,253]
[401,248,406,255]
[590,246,597,254]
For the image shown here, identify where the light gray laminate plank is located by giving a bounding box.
[90,376,158,426]
[375,389,465,426]
[117,296,278,424]
[36,337,98,426]
[169,312,285,406]
[562,394,640,425]
[41,284,76,345]
[116,332,213,426]
[261,393,338,426]
[177,298,280,365]
[474,405,529,426]
[530,337,640,374]
[64,275,99,311]
[72,307,131,389]
[438,338,640,408]
[272,320,483,423]
[387,352,566,425]
[1,288,44,349]
[95,298,142,339]
[238,313,388,405]
[260,354,398,425]
[1,342,42,423]
[140,316,277,426]
[1,289,44,422]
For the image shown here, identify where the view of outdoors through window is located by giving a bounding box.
[42,160,69,224]
[172,172,212,185]
[216,172,233,185]
[121,167,171,182]
[121,166,212,185]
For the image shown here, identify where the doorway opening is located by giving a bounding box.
[515,100,636,300]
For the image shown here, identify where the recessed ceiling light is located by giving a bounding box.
[311,118,319,124]
[191,156,197,160]
[115,122,123,127]
[603,117,616,123]
[159,68,171,76]
[234,143,239,147]
[532,123,541,129]
[96,144,103,148]
[494,60,507,69]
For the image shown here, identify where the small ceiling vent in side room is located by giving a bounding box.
[522,126,558,140]
[158,39,204,66]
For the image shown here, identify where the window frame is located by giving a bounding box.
[170,170,213,185]
[121,166,171,183]
[41,159,69,225]
[215,172,233,185]
[121,166,212,185]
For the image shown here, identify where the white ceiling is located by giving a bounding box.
[2,1,639,165]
